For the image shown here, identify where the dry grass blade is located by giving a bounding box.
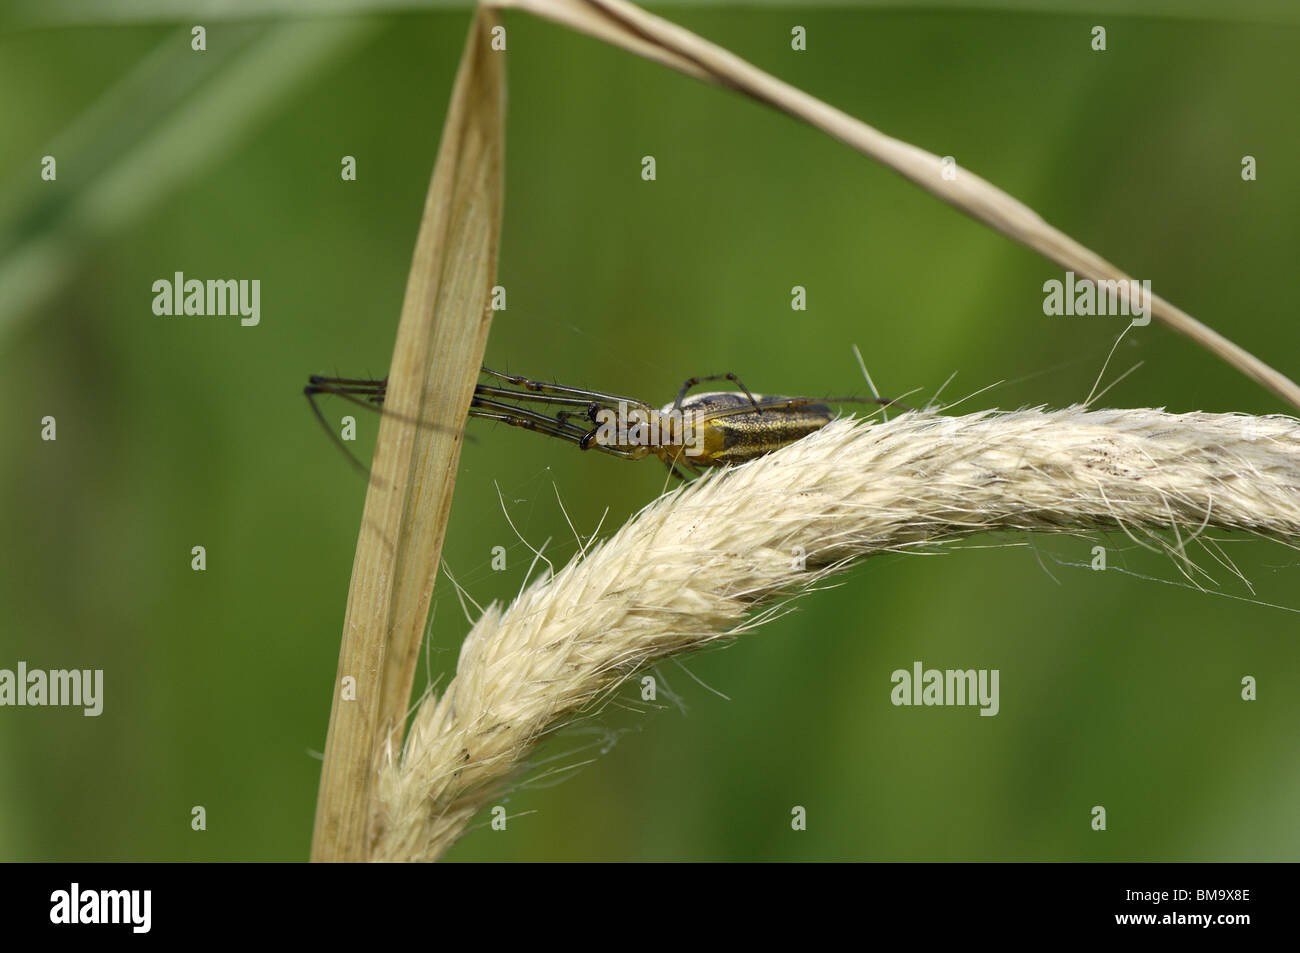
[498,0,1300,410]
[375,407,1300,861]
[311,5,505,862]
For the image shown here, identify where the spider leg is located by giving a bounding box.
[672,372,762,415]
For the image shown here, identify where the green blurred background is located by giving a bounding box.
[1,2,1298,861]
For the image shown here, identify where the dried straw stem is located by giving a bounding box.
[498,0,1300,410]
[312,6,504,862]
[372,407,1300,861]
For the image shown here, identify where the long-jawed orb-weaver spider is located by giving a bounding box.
[305,366,907,479]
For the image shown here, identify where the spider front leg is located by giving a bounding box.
[556,401,604,428]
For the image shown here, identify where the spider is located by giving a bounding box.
[305,366,906,479]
